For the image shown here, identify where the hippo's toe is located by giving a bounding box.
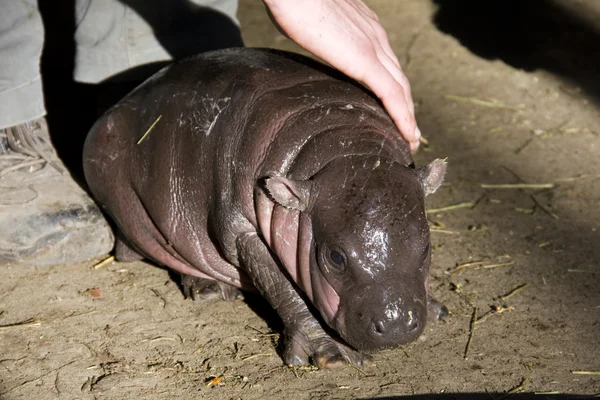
[283,327,373,369]
[312,340,373,369]
[181,274,243,302]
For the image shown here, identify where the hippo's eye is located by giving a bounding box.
[329,250,344,266]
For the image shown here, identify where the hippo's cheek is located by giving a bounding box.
[310,266,341,327]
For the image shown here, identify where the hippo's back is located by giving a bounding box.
[83,48,411,286]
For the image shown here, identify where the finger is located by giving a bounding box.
[376,47,415,117]
[370,20,401,68]
[368,21,416,117]
[380,48,415,117]
[351,0,379,22]
[410,139,420,152]
[360,63,418,143]
[264,4,291,39]
[395,66,415,117]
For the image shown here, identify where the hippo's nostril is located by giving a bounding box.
[372,319,386,335]
[408,318,420,333]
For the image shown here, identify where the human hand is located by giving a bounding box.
[264,0,421,150]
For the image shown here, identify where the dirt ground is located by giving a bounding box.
[1,1,599,399]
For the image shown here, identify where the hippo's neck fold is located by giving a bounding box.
[253,94,412,182]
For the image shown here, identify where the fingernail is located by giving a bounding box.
[414,127,422,140]
[411,140,420,152]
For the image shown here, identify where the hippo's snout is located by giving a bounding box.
[370,307,422,338]
[339,284,427,351]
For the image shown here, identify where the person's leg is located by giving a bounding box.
[0,0,113,266]
[73,0,242,84]
[0,0,46,128]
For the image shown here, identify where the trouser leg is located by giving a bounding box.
[73,0,242,84]
[0,0,46,129]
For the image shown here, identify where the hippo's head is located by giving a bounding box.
[265,155,446,351]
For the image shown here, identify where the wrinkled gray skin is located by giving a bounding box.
[83,48,447,368]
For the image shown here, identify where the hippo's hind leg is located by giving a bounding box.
[181,274,243,302]
[114,234,145,262]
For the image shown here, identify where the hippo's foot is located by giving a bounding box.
[115,236,144,262]
[427,295,448,323]
[283,324,373,369]
[181,274,243,302]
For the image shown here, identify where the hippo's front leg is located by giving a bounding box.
[236,232,371,368]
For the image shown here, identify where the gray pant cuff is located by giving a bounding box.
[0,76,46,130]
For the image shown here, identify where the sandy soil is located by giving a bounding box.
[1,1,599,399]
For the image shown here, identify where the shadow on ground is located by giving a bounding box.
[427,0,600,278]
[432,0,600,102]
[363,395,590,400]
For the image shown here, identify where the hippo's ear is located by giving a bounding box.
[416,158,447,196]
[264,176,312,211]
